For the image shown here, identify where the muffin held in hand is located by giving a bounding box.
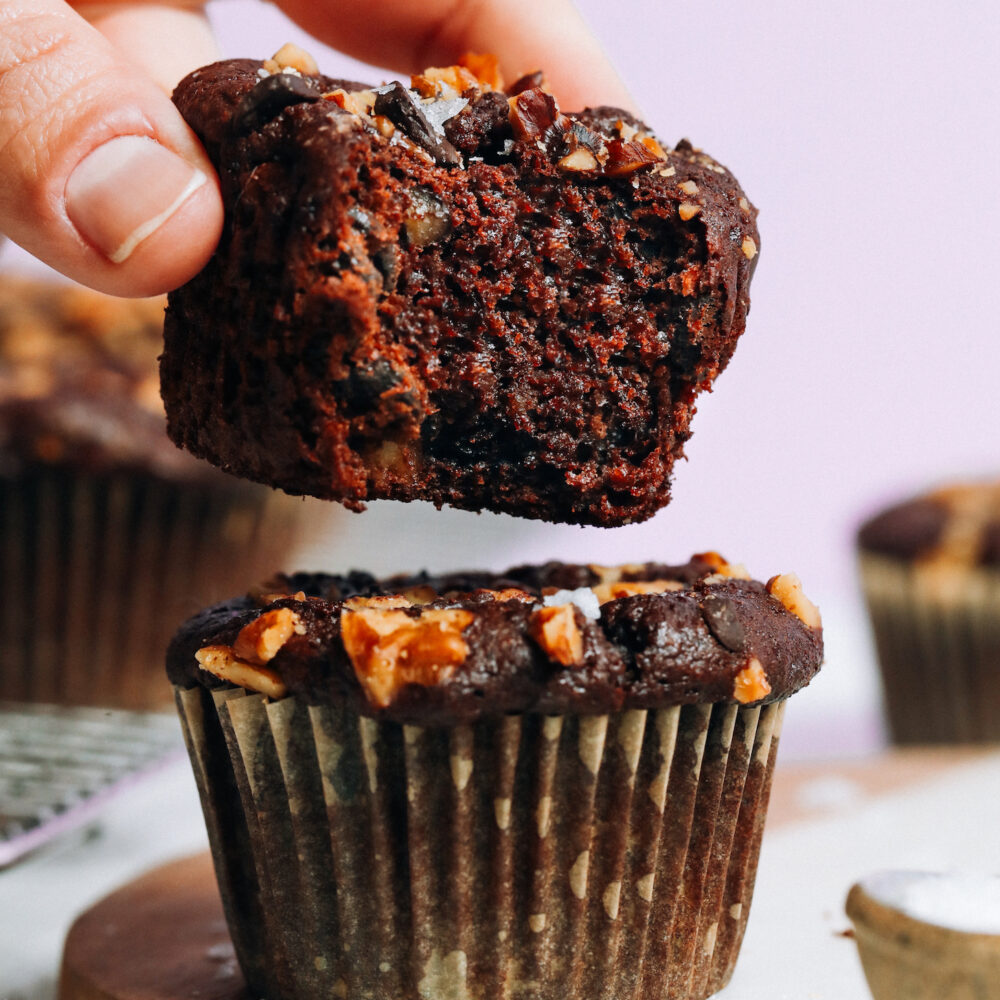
[169,553,822,1000]
[0,276,307,709]
[858,481,1000,743]
[162,46,760,527]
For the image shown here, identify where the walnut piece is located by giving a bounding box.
[696,552,752,582]
[678,202,702,221]
[195,646,288,699]
[591,580,684,604]
[530,605,583,666]
[732,657,771,704]
[265,42,318,76]
[557,148,599,172]
[232,608,303,666]
[766,573,822,629]
[410,65,480,99]
[341,606,475,707]
[459,52,504,92]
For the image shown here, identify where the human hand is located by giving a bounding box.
[0,0,633,297]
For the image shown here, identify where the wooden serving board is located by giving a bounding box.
[59,853,247,1000]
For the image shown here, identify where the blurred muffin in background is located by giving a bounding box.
[0,276,308,709]
[857,481,1000,743]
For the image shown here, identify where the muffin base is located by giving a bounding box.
[175,684,786,1000]
[860,553,1000,743]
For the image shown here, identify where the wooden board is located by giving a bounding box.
[59,853,247,1000]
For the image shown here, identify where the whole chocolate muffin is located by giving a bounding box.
[0,276,308,708]
[858,481,1000,743]
[161,47,760,527]
[170,553,822,1000]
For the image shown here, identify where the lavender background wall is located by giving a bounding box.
[2,1,994,753]
[204,0,999,754]
[207,0,999,592]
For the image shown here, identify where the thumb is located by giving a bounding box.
[0,0,223,296]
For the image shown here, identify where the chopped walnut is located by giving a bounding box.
[341,606,475,707]
[265,42,318,76]
[733,657,771,704]
[558,147,599,171]
[232,608,303,666]
[766,574,822,629]
[344,594,412,611]
[195,646,288,699]
[678,180,699,196]
[411,65,480,99]
[459,52,504,92]
[696,552,752,582]
[325,88,377,117]
[591,579,685,604]
[530,605,583,666]
[741,236,758,260]
[678,202,702,221]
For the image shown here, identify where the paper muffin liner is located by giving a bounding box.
[0,467,304,709]
[860,553,1000,743]
[175,683,787,1000]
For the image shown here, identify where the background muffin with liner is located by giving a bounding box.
[0,275,310,709]
[857,480,1000,744]
[168,553,822,1000]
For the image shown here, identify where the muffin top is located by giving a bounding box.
[168,554,824,725]
[858,482,1000,568]
[0,276,219,481]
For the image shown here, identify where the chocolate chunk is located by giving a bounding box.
[373,83,462,166]
[335,360,406,412]
[234,72,322,132]
[700,593,746,652]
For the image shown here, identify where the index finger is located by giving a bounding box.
[276,0,638,113]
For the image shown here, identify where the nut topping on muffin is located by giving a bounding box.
[174,556,822,722]
[340,606,475,707]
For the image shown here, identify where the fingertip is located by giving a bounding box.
[64,158,224,297]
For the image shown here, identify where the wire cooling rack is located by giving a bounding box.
[0,702,183,868]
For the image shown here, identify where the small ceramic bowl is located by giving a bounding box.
[846,871,1000,1000]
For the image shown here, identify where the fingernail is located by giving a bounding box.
[66,135,206,264]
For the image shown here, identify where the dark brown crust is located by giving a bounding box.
[857,497,949,560]
[161,59,760,527]
[857,485,1000,567]
[166,558,822,724]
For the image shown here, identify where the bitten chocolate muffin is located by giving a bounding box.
[162,46,760,527]
[858,481,1000,743]
[170,553,822,1000]
[0,276,308,708]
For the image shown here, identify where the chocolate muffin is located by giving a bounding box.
[0,276,308,708]
[858,481,1000,743]
[170,553,822,1000]
[161,46,760,527]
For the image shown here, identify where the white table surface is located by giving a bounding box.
[3,733,999,1000]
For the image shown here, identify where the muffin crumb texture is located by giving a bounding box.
[162,48,760,526]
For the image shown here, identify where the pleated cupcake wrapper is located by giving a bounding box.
[0,468,304,709]
[175,684,787,1000]
[860,554,1000,743]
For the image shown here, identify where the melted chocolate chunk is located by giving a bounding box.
[700,593,746,652]
[373,82,462,165]
[234,72,321,132]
